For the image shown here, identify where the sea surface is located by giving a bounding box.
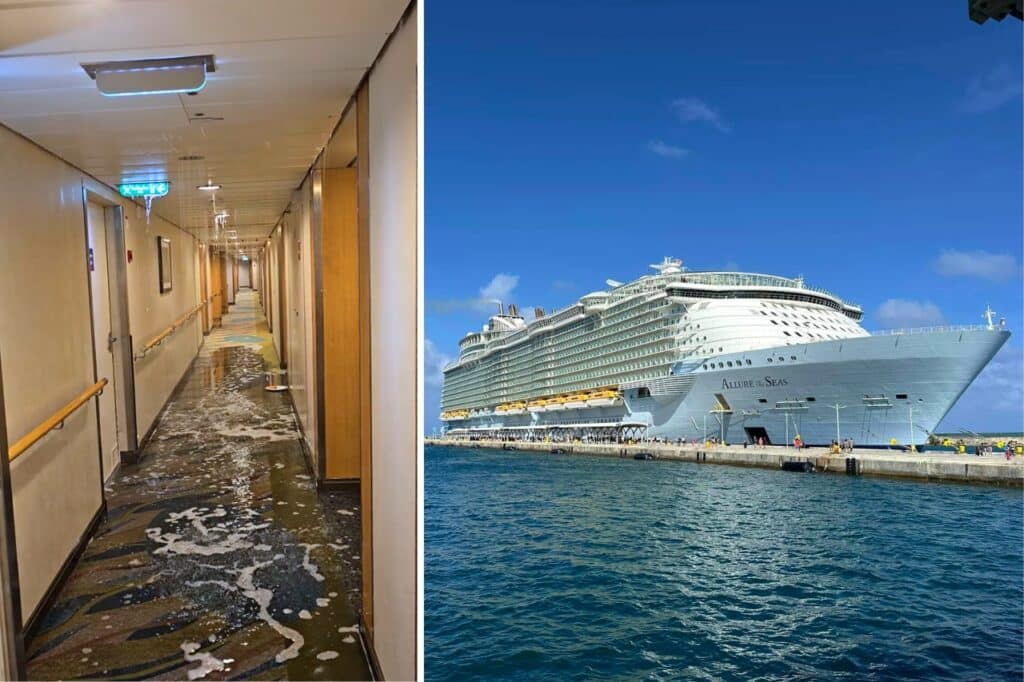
[425,445,1023,681]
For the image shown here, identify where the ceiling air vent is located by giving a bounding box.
[81,55,215,97]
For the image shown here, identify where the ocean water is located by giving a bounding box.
[425,445,1023,681]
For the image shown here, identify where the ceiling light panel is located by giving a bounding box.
[81,55,215,97]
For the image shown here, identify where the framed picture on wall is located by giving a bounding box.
[157,236,172,293]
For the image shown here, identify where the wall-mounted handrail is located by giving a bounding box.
[8,379,108,462]
[134,302,205,360]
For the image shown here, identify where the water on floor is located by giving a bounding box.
[26,291,370,680]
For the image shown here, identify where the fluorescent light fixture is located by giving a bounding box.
[241,255,249,261]
[82,55,215,97]
[197,182,221,191]
[118,181,169,198]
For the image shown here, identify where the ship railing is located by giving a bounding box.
[872,324,995,336]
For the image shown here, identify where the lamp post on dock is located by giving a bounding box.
[829,403,846,444]
[909,404,915,453]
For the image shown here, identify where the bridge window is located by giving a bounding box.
[896,393,908,399]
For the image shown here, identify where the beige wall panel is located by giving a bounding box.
[368,8,418,680]
[0,126,103,619]
[285,180,319,462]
[125,209,201,439]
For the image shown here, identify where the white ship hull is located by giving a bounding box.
[444,329,1008,446]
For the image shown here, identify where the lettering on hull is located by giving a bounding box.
[722,376,789,390]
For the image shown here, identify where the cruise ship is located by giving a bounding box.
[440,258,1010,446]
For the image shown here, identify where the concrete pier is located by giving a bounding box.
[426,438,1024,487]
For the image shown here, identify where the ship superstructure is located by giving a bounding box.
[440,258,1009,445]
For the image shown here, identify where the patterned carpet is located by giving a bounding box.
[26,291,370,680]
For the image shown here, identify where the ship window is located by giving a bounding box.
[896,393,908,399]
[746,359,752,365]
[727,361,733,367]
[783,331,791,336]
[794,331,802,337]
[758,398,767,403]
[806,397,816,402]
[638,387,651,398]
[771,320,778,325]
[767,358,772,363]
[718,362,724,368]
[778,357,785,362]
[791,355,797,360]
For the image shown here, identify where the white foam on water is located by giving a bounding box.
[316,651,339,661]
[342,635,356,644]
[235,560,305,663]
[146,527,253,556]
[181,642,234,680]
[316,598,330,607]
[298,543,325,582]
[335,509,354,516]
[338,625,358,633]
[329,592,338,598]
[299,609,312,620]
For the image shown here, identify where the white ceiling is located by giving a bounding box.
[0,0,406,250]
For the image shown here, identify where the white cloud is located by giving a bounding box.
[671,97,730,132]
[959,65,1023,114]
[423,338,451,389]
[647,139,689,158]
[874,299,946,329]
[934,249,1021,282]
[427,272,520,314]
[478,273,519,307]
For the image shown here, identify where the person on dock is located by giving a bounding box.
[794,435,802,450]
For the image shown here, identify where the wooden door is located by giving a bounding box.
[321,167,362,480]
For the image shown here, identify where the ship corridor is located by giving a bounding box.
[0,2,418,680]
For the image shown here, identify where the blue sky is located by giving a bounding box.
[425,1,1023,434]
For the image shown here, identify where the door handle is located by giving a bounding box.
[108,333,117,352]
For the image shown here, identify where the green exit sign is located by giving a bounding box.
[118,181,169,198]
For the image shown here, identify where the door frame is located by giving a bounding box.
[0,353,26,680]
[198,244,210,335]
[311,168,326,483]
[82,183,139,461]
[276,225,288,369]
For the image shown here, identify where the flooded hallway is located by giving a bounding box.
[26,291,370,680]
[0,2,420,679]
